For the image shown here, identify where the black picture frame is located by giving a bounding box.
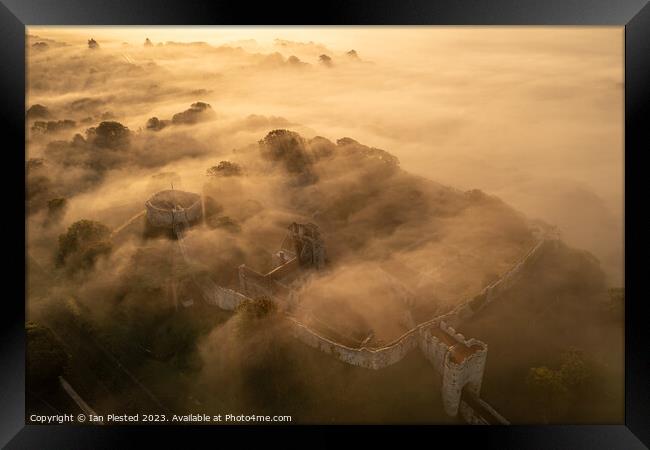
[2,1,648,448]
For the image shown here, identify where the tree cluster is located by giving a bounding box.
[26,322,69,392]
[56,219,113,273]
[525,348,592,422]
[206,161,242,177]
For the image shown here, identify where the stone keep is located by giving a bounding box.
[145,189,202,228]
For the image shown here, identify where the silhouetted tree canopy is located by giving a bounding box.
[31,119,76,134]
[86,121,130,149]
[26,322,69,392]
[605,287,624,320]
[26,104,50,121]
[319,54,332,66]
[525,348,593,422]
[146,116,169,131]
[31,42,49,51]
[45,197,68,226]
[26,158,45,172]
[235,297,278,336]
[56,219,112,271]
[259,129,316,183]
[285,55,309,67]
[171,102,215,125]
[206,161,242,177]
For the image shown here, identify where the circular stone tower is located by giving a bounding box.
[145,189,203,228]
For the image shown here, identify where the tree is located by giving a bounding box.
[171,102,215,125]
[26,158,45,172]
[32,42,49,51]
[31,119,76,134]
[605,287,624,320]
[146,116,168,131]
[526,348,593,422]
[26,322,69,392]
[45,197,68,226]
[259,129,316,183]
[287,55,304,66]
[86,121,130,149]
[26,104,50,121]
[206,161,242,177]
[559,348,591,389]
[526,366,569,422]
[319,54,333,67]
[231,297,304,411]
[56,219,112,272]
[235,297,278,336]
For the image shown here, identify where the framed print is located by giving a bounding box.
[2,0,648,448]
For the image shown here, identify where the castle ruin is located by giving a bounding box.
[136,189,555,424]
[238,222,325,306]
[145,189,203,230]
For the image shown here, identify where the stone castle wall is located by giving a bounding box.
[197,276,250,311]
[288,317,421,369]
[280,236,553,422]
[191,235,549,423]
[459,388,510,425]
[434,237,549,329]
[238,265,275,299]
[168,212,555,424]
[288,316,488,416]
[238,257,300,303]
